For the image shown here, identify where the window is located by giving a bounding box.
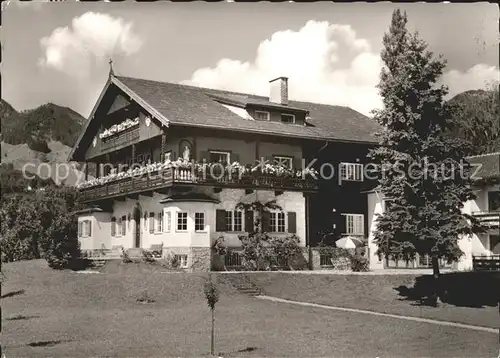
[340,162,364,181]
[274,156,293,169]
[281,114,295,124]
[121,215,127,236]
[157,212,163,233]
[164,211,171,232]
[270,212,276,232]
[344,214,364,235]
[177,212,188,231]
[277,212,286,232]
[164,151,172,162]
[255,110,270,121]
[111,217,116,237]
[225,210,243,232]
[149,213,155,234]
[79,220,92,238]
[195,212,205,232]
[270,212,286,233]
[209,151,230,165]
[117,217,122,236]
[175,254,188,268]
[488,191,500,211]
[225,211,233,232]
[233,211,243,232]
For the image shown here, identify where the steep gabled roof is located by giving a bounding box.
[467,152,500,181]
[115,75,381,143]
[69,74,381,161]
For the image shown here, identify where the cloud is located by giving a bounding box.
[184,20,499,116]
[441,64,500,98]
[38,12,142,79]
[183,21,383,116]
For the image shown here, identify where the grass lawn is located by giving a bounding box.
[247,272,500,329]
[1,260,499,357]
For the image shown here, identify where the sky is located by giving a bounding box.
[1,2,499,118]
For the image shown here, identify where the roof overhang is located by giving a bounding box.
[67,75,171,162]
[159,192,220,204]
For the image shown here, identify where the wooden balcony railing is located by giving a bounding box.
[101,126,140,150]
[472,211,500,229]
[473,254,500,271]
[80,167,318,201]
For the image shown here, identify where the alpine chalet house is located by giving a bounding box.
[70,69,380,271]
[367,152,500,271]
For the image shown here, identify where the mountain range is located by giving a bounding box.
[1,99,86,187]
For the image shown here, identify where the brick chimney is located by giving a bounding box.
[269,77,288,105]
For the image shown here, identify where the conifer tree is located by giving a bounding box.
[369,9,482,280]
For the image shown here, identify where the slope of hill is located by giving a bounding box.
[1,102,85,150]
[0,99,17,120]
[448,88,500,155]
[1,100,86,187]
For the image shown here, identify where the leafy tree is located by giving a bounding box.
[447,85,500,155]
[369,10,484,284]
[0,186,82,267]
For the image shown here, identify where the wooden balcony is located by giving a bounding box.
[473,254,500,271]
[80,167,318,202]
[472,211,500,229]
[101,126,140,150]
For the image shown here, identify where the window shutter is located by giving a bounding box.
[245,210,254,233]
[215,209,227,232]
[293,156,301,170]
[287,212,297,233]
[230,153,240,164]
[78,221,82,237]
[262,211,271,232]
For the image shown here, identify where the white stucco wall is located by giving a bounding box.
[199,188,307,248]
[80,188,306,251]
[367,192,384,270]
[162,201,214,248]
[78,212,111,250]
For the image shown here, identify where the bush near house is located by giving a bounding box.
[0,186,82,268]
[318,246,369,272]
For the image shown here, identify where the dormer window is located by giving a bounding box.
[281,114,295,124]
[255,110,270,121]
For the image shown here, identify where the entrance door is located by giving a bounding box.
[133,204,142,248]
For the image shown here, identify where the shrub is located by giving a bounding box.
[136,290,155,304]
[141,249,155,264]
[151,243,163,258]
[169,254,180,269]
[268,235,301,269]
[212,235,228,256]
[121,248,133,263]
[350,253,369,272]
